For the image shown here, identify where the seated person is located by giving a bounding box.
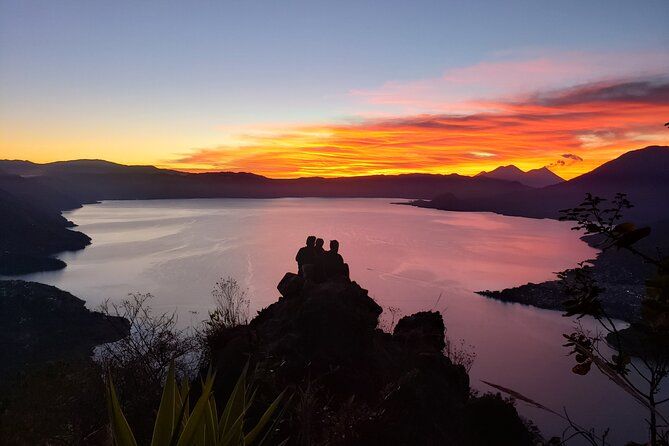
[323,239,348,279]
[312,238,326,281]
[315,238,325,255]
[295,235,316,276]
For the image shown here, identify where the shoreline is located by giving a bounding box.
[474,231,665,323]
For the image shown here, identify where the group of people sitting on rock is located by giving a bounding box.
[295,235,350,282]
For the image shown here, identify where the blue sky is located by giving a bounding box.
[1,0,667,173]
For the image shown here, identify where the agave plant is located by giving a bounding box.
[106,363,286,446]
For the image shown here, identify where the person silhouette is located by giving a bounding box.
[295,236,316,276]
[323,239,347,279]
[313,238,326,281]
[315,238,325,254]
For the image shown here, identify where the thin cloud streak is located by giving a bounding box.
[348,51,669,114]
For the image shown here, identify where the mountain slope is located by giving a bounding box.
[476,165,564,188]
[0,159,170,176]
[0,176,90,275]
[0,174,86,212]
[419,146,669,222]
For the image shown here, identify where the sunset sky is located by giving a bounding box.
[1,0,668,179]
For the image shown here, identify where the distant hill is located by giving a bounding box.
[476,165,563,188]
[3,147,666,221]
[0,159,169,176]
[415,146,669,222]
[0,159,531,202]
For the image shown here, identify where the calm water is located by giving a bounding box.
[16,198,650,443]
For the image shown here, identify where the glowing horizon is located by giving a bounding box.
[1,1,668,179]
[3,73,668,180]
[163,76,669,180]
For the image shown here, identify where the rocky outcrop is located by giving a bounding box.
[206,273,535,445]
[393,310,446,353]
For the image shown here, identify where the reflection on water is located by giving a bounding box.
[16,198,648,443]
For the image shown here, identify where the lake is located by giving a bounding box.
[16,198,648,443]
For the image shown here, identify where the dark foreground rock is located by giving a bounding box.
[0,281,128,445]
[0,280,129,381]
[206,273,536,445]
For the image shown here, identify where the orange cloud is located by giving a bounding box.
[166,78,669,179]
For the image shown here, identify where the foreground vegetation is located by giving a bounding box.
[558,194,669,445]
[487,194,669,445]
[107,363,286,446]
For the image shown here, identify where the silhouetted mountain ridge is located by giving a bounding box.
[0,159,174,176]
[415,145,669,222]
[476,165,564,188]
[0,159,531,201]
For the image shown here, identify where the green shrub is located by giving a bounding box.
[106,363,286,446]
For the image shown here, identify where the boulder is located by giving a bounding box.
[393,310,446,354]
[277,272,304,298]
